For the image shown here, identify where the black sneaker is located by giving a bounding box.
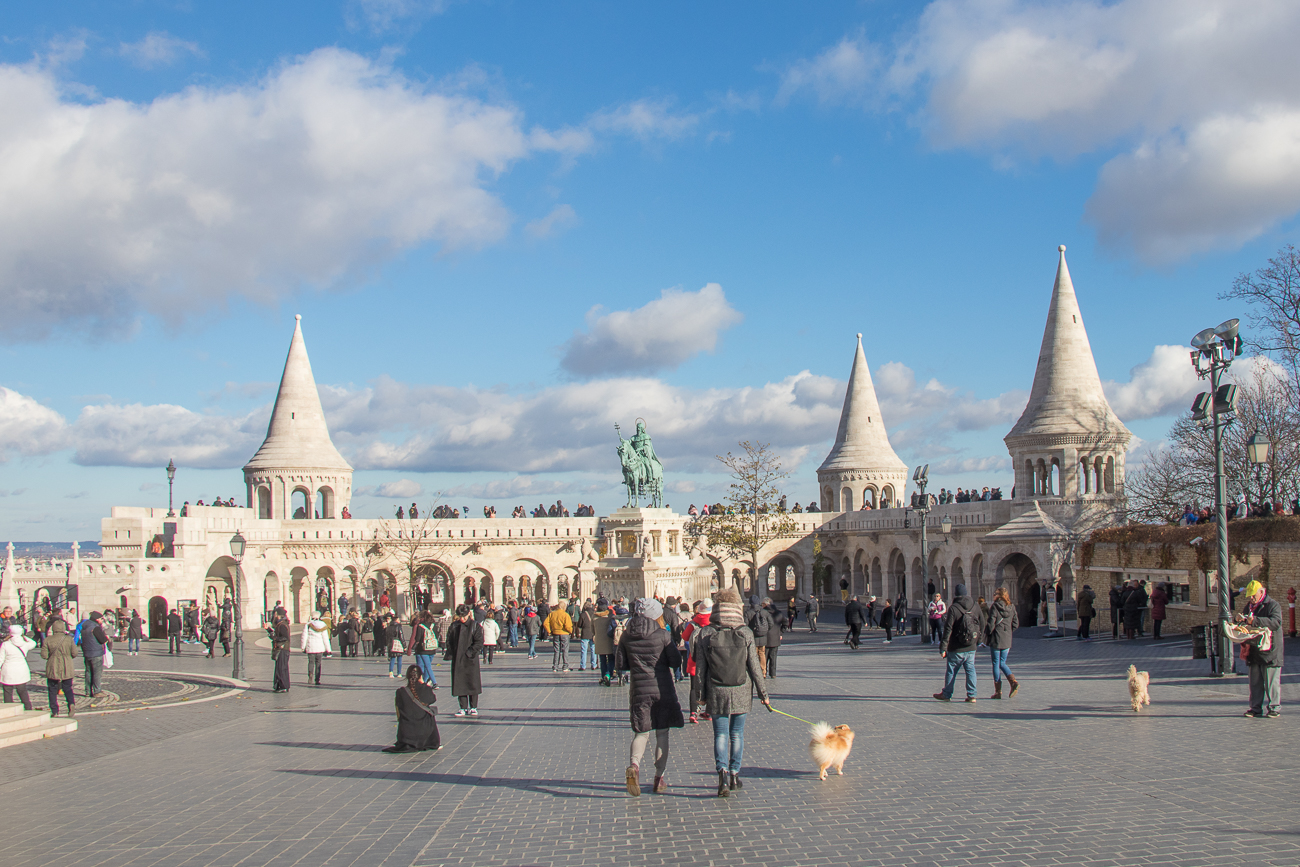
[1243,710,1263,718]
[1267,709,1281,718]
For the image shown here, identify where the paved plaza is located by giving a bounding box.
[7,618,1300,867]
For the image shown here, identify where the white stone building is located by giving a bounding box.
[1,247,1129,632]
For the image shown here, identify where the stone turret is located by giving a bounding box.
[243,315,352,519]
[818,333,909,512]
[1005,247,1131,504]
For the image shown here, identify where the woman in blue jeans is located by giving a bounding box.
[985,587,1020,699]
[386,616,406,677]
[691,587,770,798]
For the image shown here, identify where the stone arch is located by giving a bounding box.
[881,485,895,508]
[887,549,906,599]
[840,485,853,513]
[822,485,834,512]
[764,551,803,604]
[992,550,1042,626]
[204,556,237,615]
[289,566,310,623]
[862,486,877,509]
[291,486,311,519]
[1104,456,1116,493]
[257,485,272,518]
[852,549,866,597]
[908,556,921,600]
[314,566,335,615]
[316,486,335,519]
[870,556,883,597]
[263,571,280,619]
[467,567,493,604]
[837,558,850,600]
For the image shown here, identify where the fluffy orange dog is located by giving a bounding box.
[809,722,855,780]
[1127,664,1150,713]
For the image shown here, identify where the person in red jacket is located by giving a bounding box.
[1150,583,1169,640]
[681,599,713,724]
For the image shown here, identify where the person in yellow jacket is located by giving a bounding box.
[544,605,574,672]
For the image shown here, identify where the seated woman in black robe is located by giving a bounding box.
[384,664,441,753]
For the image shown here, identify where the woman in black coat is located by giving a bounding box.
[443,604,484,716]
[271,614,291,692]
[383,664,441,753]
[615,598,683,796]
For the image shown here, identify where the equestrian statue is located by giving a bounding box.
[616,419,664,508]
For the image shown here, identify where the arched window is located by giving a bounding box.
[1035,460,1047,495]
[1104,456,1116,493]
[1049,458,1060,496]
[881,485,894,508]
[862,487,876,509]
[316,487,334,519]
[1079,459,1091,494]
[1024,460,1033,497]
[257,486,271,518]
[840,486,852,513]
[1094,457,1104,494]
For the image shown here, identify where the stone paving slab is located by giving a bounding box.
[4,625,1299,866]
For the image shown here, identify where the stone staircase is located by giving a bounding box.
[0,702,77,748]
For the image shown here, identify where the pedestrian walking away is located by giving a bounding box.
[617,597,684,795]
[0,624,37,710]
[1239,580,1283,718]
[1076,585,1096,641]
[386,615,406,678]
[682,600,712,722]
[301,614,331,685]
[411,612,439,684]
[934,584,986,703]
[927,594,946,646]
[593,598,615,683]
[985,587,1020,699]
[761,597,783,676]
[544,603,574,671]
[201,610,220,658]
[879,598,894,643]
[693,587,770,797]
[522,606,541,660]
[167,607,183,654]
[480,613,500,665]
[443,604,484,715]
[126,609,144,655]
[79,611,112,699]
[383,664,441,753]
[577,598,598,671]
[844,596,865,649]
[40,620,78,717]
[805,595,819,632]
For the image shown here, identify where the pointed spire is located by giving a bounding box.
[244,315,351,472]
[819,333,907,473]
[1006,246,1129,441]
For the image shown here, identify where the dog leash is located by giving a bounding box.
[767,705,816,726]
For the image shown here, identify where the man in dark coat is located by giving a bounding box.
[935,584,986,702]
[1122,580,1148,639]
[844,596,865,649]
[616,597,684,796]
[443,604,484,716]
[167,608,183,654]
[747,595,773,673]
[1240,580,1284,718]
[1110,585,1124,639]
[805,595,819,632]
[761,598,783,677]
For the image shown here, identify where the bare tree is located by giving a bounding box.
[338,532,385,610]
[1222,244,1300,408]
[687,441,798,592]
[1126,364,1300,521]
[376,502,456,613]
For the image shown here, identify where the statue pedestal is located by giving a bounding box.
[594,508,712,603]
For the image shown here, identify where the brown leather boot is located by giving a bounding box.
[1007,674,1020,698]
[991,682,1002,700]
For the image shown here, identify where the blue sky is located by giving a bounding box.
[1,0,1297,540]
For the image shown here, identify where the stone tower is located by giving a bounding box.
[818,333,909,512]
[243,315,353,519]
[1004,246,1131,511]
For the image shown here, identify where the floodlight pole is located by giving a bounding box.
[1210,359,1232,675]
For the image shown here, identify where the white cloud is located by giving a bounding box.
[119,32,203,69]
[1103,344,1201,420]
[590,98,702,141]
[777,32,880,106]
[0,388,69,460]
[525,204,578,239]
[560,284,743,377]
[349,0,449,33]
[785,1,1300,261]
[69,403,265,468]
[356,479,424,498]
[0,48,544,336]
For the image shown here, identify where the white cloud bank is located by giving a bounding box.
[560,284,743,377]
[781,0,1300,261]
[0,48,579,337]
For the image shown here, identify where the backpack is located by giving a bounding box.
[610,616,626,646]
[74,621,84,646]
[705,627,748,687]
[948,605,980,648]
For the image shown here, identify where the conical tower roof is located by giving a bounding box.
[1006,246,1129,442]
[244,315,352,472]
[818,334,907,473]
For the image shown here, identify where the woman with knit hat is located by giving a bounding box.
[693,587,770,797]
[616,597,684,795]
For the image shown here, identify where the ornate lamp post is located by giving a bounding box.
[229,531,246,682]
[1190,318,1242,676]
[166,459,177,517]
[1247,430,1271,512]
[912,465,930,622]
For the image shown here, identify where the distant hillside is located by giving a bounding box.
[6,541,102,558]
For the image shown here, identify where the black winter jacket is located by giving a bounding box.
[1246,595,1285,667]
[984,599,1018,650]
[615,615,684,732]
[940,595,986,654]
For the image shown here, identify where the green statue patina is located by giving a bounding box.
[616,419,664,508]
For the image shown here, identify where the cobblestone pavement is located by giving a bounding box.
[6,623,1300,867]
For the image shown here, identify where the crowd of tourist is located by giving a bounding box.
[1178,495,1300,525]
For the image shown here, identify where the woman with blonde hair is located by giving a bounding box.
[984,586,1020,699]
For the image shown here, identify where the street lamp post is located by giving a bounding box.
[229,531,246,682]
[166,459,177,517]
[1247,430,1272,512]
[1190,318,1242,676]
[912,465,930,632]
